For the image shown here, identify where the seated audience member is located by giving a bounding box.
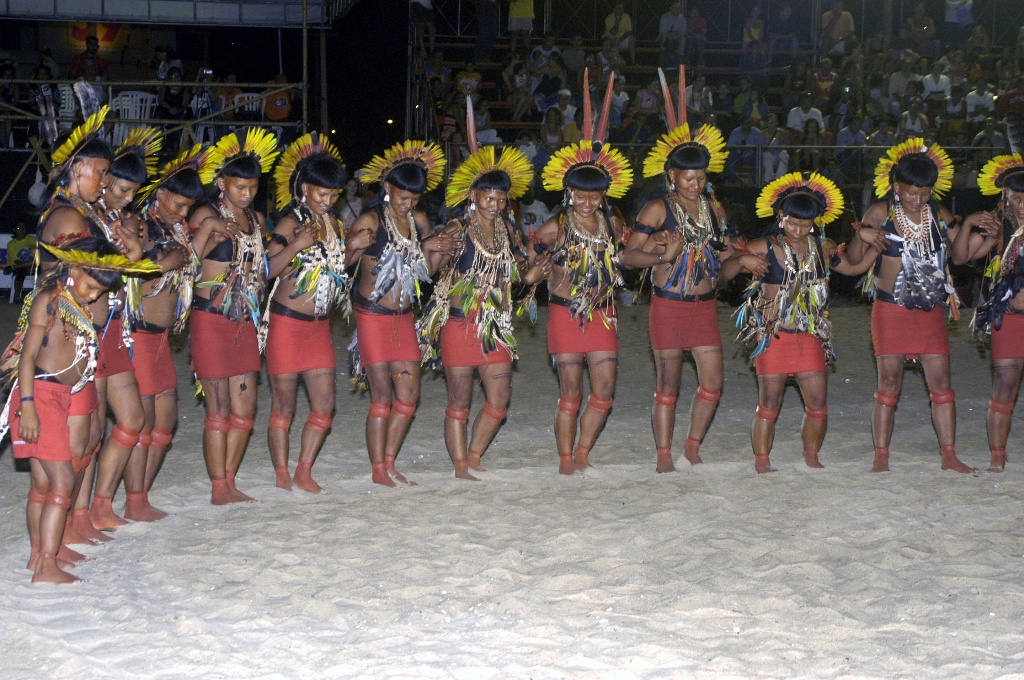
[786,93,825,132]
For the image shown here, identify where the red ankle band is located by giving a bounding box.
[296,459,313,471]
[656,447,672,457]
[654,391,677,407]
[804,406,828,420]
[930,390,955,405]
[482,402,507,421]
[696,386,721,404]
[307,410,333,431]
[71,455,85,474]
[368,401,392,419]
[228,413,254,432]
[587,394,614,414]
[269,411,292,431]
[557,396,581,415]
[940,444,956,455]
[392,400,417,418]
[445,405,469,422]
[151,427,173,447]
[573,444,592,455]
[756,404,779,421]
[874,390,900,408]
[204,414,230,433]
[110,424,142,449]
[989,398,1014,415]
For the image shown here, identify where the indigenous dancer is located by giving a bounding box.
[128,146,208,508]
[537,70,633,474]
[0,238,159,583]
[264,133,361,493]
[730,173,878,472]
[349,139,456,487]
[620,68,757,473]
[419,98,552,480]
[189,129,279,504]
[950,153,1024,471]
[845,138,976,473]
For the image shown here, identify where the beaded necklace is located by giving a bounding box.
[197,200,268,325]
[554,207,621,326]
[142,207,200,333]
[370,203,431,308]
[285,207,349,317]
[664,193,723,294]
[974,207,1024,333]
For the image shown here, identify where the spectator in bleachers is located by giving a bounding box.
[530,34,560,68]
[533,55,568,113]
[888,59,919,101]
[761,113,789,182]
[155,67,189,122]
[725,116,763,184]
[658,1,687,70]
[794,118,826,171]
[820,0,855,57]
[154,46,184,82]
[5,221,34,302]
[966,77,995,123]
[867,116,896,148]
[424,51,452,90]
[636,79,659,113]
[965,24,990,62]
[597,38,626,87]
[922,60,952,118]
[603,3,635,65]
[769,1,800,65]
[516,129,538,162]
[540,106,564,146]
[38,48,58,80]
[813,58,838,106]
[503,55,533,122]
[944,0,974,47]
[553,89,576,130]
[339,178,364,231]
[742,5,764,50]
[786,92,824,132]
[610,75,629,127]
[507,0,533,56]
[475,0,499,61]
[563,107,585,144]
[684,6,708,68]
[562,35,586,80]
[973,115,1008,153]
[70,36,108,82]
[713,81,734,118]
[783,60,810,111]
[906,2,939,58]
[743,89,770,126]
[835,112,866,183]
[684,73,714,124]
[410,0,436,57]
[732,76,752,116]
[517,186,550,241]
[940,85,968,137]
[898,96,929,139]
[475,99,502,145]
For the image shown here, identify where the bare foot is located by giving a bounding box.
[871,448,890,473]
[211,478,234,505]
[122,492,168,522]
[940,446,978,474]
[89,497,129,531]
[803,450,825,469]
[371,463,398,487]
[32,556,80,585]
[384,457,417,486]
[683,438,704,465]
[293,462,322,494]
[559,454,575,476]
[574,451,593,472]
[454,467,481,481]
[56,544,90,564]
[656,449,676,473]
[62,518,95,547]
[467,452,487,472]
[275,466,293,491]
[72,509,112,543]
[754,454,777,474]
[225,473,257,503]
[26,552,76,572]
[988,449,1007,473]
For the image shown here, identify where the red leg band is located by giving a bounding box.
[874,390,900,408]
[269,411,292,432]
[368,400,392,419]
[45,493,71,509]
[557,396,581,415]
[445,406,470,422]
[756,404,780,421]
[307,410,333,431]
[804,406,828,420]
[27,489,46,506]
[205,414,230,433]
[137,431,153,449]
[151,427,173,447]
[989,398,1014,415]
[587,394,614,414]
[482,402,508,421]
[930,389,955,405]
[392,400,417,418]
[71,455,85,474]
[654,391,678,407]
[696,386,721,404]
[110,424,142,450]
[228,413,254,432]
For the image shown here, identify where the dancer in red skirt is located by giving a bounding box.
[536,70,633,474]
[951,153,1024,471]
[845,139,976,473]
[264,133,368,492]
[729,172,881,472]
[189,129,280,504]
[419,98,552,480]
[349,140,459,486]
[620,69,759,473]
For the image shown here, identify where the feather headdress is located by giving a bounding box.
[39,242,162,275]
[273,132,344,211]
[134,144,213,207]
[541,69,633,199]
[445,96,533,207]
[643,67,727,178]
[756,172,844,226]
[358,139,446,192]
[51,105,110,169]
[115,126,164,179]
[201,127,280,184]
[978,153,1024,196]
[873,137,953,199]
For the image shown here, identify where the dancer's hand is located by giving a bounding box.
[344,226,374,253]
[856,226,888,251]
[524,251,553,284]
[964,210,1001,238]
[290,224,318,251]
[739,253,770,278]
[18,401,39,443]
[657,230,685,263]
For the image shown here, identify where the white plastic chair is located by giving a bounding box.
[56,84,76,131]
[111,91,158,146]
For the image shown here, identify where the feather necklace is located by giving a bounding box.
[370,203,430,308]
[887,201,957,314]
[142,208,200,334]
[196,201,268,325]
[287,208,349,317]
[974,208,1024,332]
[664,193,722,294]
[554,208,621,328]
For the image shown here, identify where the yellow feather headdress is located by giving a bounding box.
[134,144,213,207]
[445,145,533,207]
[115,126,164,180]
[643,123,728,178]
[542,140,633,199]
[873,137,953,199]
[756,172,844,226]
[978,153,1024,196]
[51,105,110,169]
[39,242,162,275]
[273,132,344,211]
[357,139,446,192]
[201,127,280,184]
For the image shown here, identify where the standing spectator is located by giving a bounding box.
[742,5,764,50]
[761,113,790,182]
[597,37,625,86]
[530,34,560,68]
[819,0,855,57]
[508,0,534,55]
[475,0,498,62]
[813,58,838,105]
[5,221,35,302]
[769,1,800,65]
[658,1,687,70]
[684,6,708,68]
[70,35,108,81]
[517,187,551,241]
[456,62,482,102]
[906,3,938,58]
[786,92,825,131]
[153,45,183,82]
[603,2,635,65]
[561,35,586,81]
[339,178,365,231]
[726,117,764,184]
[965,78,995,123]
[610,75,629,127]
[410,0,436,57]
[944,1,974,47]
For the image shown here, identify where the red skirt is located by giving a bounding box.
[266,312,336,375]
[190,309,261,380]
[440,316,514,367]
[69,381,98,417]
[871,300,949,359]
[131,330,178,397]
[547,303,618,355]
[95,316,135,378]
[355,308,420,366]
[649,295,722,351]
[991,312,1024,360]
[755,330,828,376]
[9,381,73,462]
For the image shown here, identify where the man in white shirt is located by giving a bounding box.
[554,90,576,131]
[518,188,551,241]
[530,34,560,69]
[658,1,687,69]
[836,113,867,183]
[966,79,995,122]
[785,93,824,131]
[921,62,951,102]
[888,59,918,99]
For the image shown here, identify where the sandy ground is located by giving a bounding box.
[2,301,1024,679]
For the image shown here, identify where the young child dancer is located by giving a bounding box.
[264,133,365,492]
[729,172,880,472]
[419,98,552,480]
[845,139,976,473]
[189,129,279,504]
[537,70,633,474]
[349,140,457,486]
[1,238,158,583]
[620,68,757,472]
[951,153,1024,471]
